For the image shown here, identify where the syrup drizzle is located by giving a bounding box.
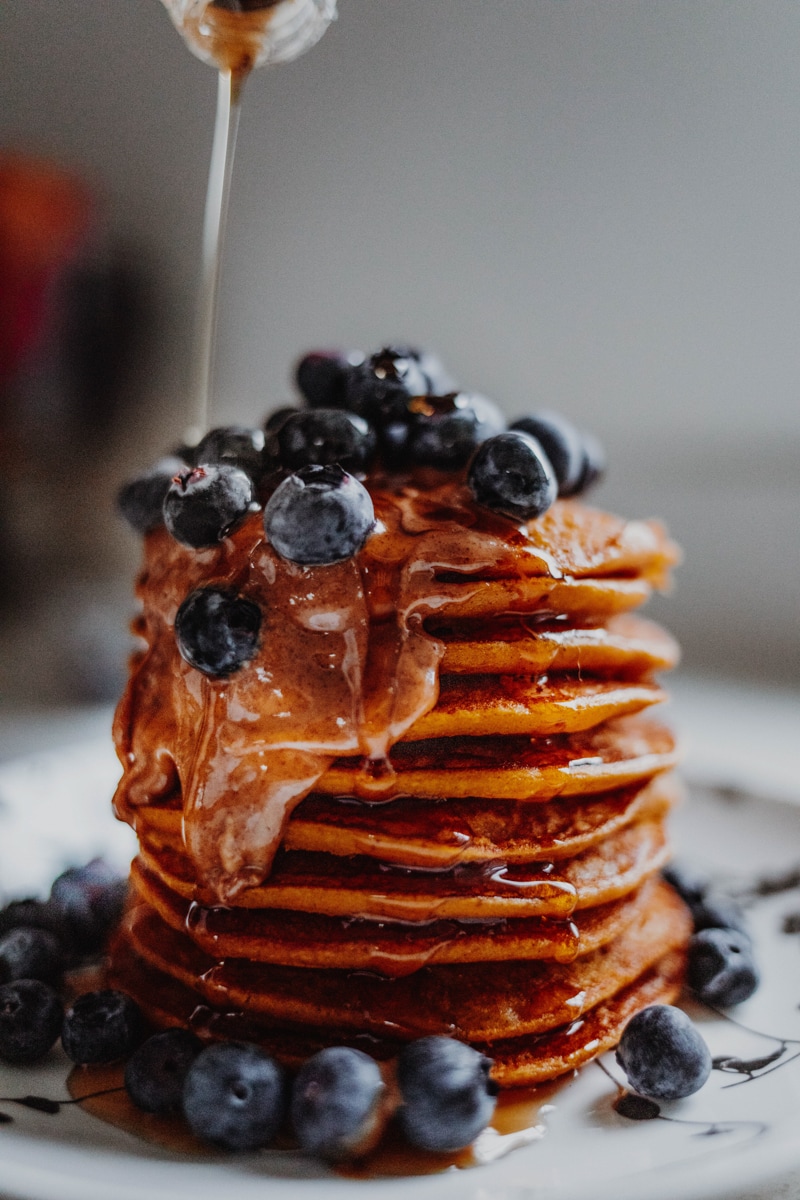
[113,483,569,902]
[188,67,242,439]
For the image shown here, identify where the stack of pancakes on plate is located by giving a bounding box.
[110,479,689,1086]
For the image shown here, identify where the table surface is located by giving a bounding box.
[0,674,798,1200]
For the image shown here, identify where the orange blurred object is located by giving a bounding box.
[0,153,93,385]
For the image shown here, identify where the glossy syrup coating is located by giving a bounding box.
[113,479,677,905]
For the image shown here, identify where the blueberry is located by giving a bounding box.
[117,455,188,535]
[267,408,376,476]
[344,346,431,425]
[467,431,558,522]
[571,431,606,495]
[182,1041,286,1152]
[0,928,64,986]
[264,465,375,565]
[264,406,299,433]
[0,980,63,1065]
[175,588,261,678]
[163,464,254,548]
[615,1005,712,1100]
[397,1036,498,1153]
[191,425,266,482]
[509,412,584,495]
[125,1029,203,1114]
[296,350,363,409]
[690,892,749,938]
[61,989,143,1064]
[688,929,759,1007]
[0,898,64,941]
[291,1046,387,1162]
[50,858,127,957]
[661,862,710,909]
[408,393,505,470]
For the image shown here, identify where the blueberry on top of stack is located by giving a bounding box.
[117,344,605,567]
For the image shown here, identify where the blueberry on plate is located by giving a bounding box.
[295,350,363,409]
[163,464,255,548]
[397,1036,498,1153]
[49,858,127,958]
[467,431,558,522]
[408,393,505,470]
[510,412,584,496]
[125,1029,203,1114]
[182,1041,286,1152]
[268,408,376,476]
[117,455,188,535]
[291,1046,387,1162]
[0,979,64,1066]
[690,891,749,938]
[688,928,759,1007]
[661,862,710,909]
[175,588,261,678]
[615,1004,712,1100]
[190,425,266,482]
[61,989,143,1065]
[0,927,64,986]
[264,464,375,565]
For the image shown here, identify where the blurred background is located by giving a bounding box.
[0,0,798,708]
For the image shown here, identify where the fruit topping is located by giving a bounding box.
[267,408,376,475]
[117,455,188,534]
[572,430,606,495]
[163,464,255,548]
[296,350,362,409]
[0,979,64,1066]
[510,412,584,495]
[0,928,63,986]
[397,1036,498,1153]
[175,588,261,678]
[263,464,375,565]
[265,405,299,433]
[190,424,266,481]
[61,989,143,1065]
[344,345,431,425]
[615,1004,712,1100]
[688,928,760,1007]
[182,1041,287,1152]
[290,1045,388,1162]
[407,393,505,470]
[125,1029,203,1115]
[467,431,558,521]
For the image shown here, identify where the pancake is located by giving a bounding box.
[119,878,688,1042]
[109,941,686,1087]
[110,472,687,1089]
[436,613,680,676]
[136,816,669,919]
[135,771,680,867]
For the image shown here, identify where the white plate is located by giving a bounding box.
[2,738,800,1200]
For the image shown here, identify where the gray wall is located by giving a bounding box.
[2,0,799,686]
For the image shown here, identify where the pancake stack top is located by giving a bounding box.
[111,349,688,1087]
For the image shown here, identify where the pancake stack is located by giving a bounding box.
[110,477,689,1087]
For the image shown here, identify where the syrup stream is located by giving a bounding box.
[188,67,244,440]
